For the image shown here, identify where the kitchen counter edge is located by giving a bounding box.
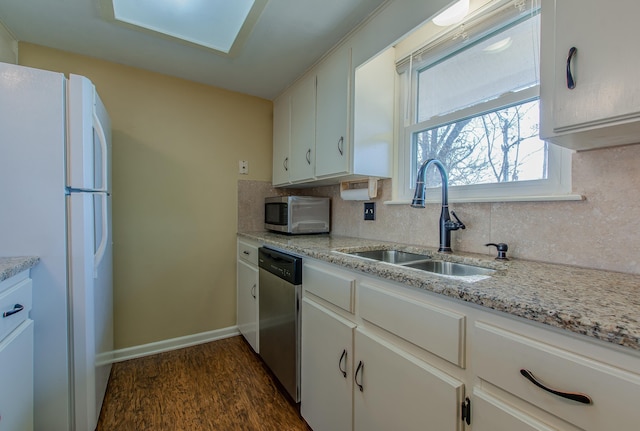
[238,231,640,352]
[0,256,40,282]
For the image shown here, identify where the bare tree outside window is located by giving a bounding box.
[413,99,547,187]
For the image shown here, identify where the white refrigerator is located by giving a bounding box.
[0,62,113,431]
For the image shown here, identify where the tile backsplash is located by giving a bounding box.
[238,143,640,275]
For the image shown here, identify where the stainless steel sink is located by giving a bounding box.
[403,260,495,277]
[343,249,495,278]
[347,250,431,265]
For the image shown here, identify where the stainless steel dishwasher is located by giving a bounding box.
[258,247,302,402]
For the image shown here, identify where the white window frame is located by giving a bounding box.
[393,0,578,204]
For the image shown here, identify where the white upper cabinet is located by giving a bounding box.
[289,73,316,183]
[315,47,351,178]
[540,0,640,150]
[272,91,291,186]
[271,44,394,187]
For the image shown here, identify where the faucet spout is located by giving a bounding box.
[411,159,465,253]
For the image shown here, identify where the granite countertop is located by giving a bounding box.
[0,256,40,282]
[239,231,640,351]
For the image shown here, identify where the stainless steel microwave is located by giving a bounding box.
[264,196,330,234]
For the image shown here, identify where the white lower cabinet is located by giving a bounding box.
[0,271,34,431]
[473,320,640,431]
[299,257,640,431]
[0,320,33,431]
[237,239,259,352]
[471,388,559,431]
[301,299,355,431]
[301,260,465,431]
[353,327,464,431]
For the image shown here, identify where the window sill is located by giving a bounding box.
[384,194,585,205]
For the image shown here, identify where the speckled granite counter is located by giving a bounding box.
[239,231,640,351]
[0,256,40,282]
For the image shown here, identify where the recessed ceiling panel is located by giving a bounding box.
[108,0,261,54]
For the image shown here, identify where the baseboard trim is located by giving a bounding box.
[97,326,241,365]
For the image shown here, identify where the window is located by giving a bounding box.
[395,1,572,203]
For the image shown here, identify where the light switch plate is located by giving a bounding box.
[239,160,249,174]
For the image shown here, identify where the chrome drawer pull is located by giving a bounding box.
[520,369,592,404]
[2,303,25,318]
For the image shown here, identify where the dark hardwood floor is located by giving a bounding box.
[96,336,312,431]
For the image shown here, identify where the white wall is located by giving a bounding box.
[0,20,18,64]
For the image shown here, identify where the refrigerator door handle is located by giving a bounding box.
[93,110,108,192]
[94,192,109,278]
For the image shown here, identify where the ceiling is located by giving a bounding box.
[0,0,388,100]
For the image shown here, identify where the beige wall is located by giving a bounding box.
[19,43,273,349]
[239,143,640,276]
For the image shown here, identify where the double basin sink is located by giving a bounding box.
[345,249,495,278]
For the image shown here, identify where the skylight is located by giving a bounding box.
[105,0,266,55]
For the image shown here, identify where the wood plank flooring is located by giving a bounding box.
[96,336,312,431]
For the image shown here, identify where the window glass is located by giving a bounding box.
[413,99,547,187]
[395,5,572,203]
[417,15,540,122]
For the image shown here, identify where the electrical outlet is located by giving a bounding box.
[364,202,375,221]
[239,160,249,174]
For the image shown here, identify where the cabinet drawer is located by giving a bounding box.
[303,263,355,313]
[0,277,32,342]
[472,388,559,431]
[238,240,259,266]
[359,283,465,367]
[474,321,640,431]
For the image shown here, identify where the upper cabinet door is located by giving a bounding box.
[289,74,316,183]
[552,0,640,131]
[315,47,351,178]
[272,92,291,186]
[540,0,640,149]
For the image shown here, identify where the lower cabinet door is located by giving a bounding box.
[472,388,561,431]
[0,319,34,431]
[353,328,464,431]
[237,259,258,352]
[301,298,355,431]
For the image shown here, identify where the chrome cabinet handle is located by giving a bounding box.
[306,149,311,165]
[520,369,592,404]
[283,157,288,171]
[338,349,347,378]
[338,136,344,156]
[250,284,256,299]
[3,303,24,318]
[566,46,577,89]
[354,361,364,392]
